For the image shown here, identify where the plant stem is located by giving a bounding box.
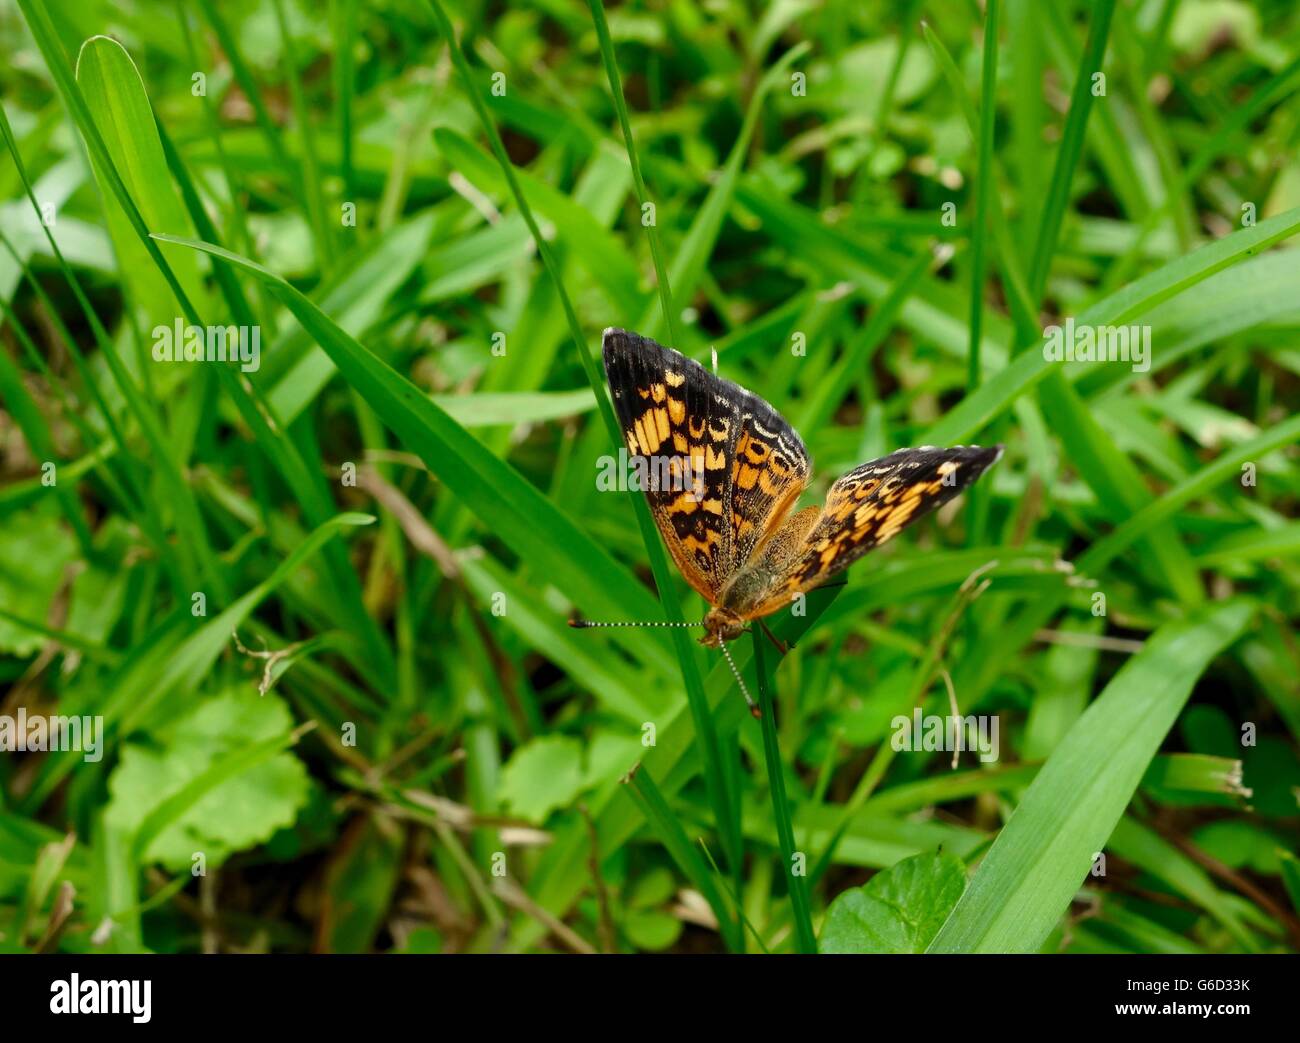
[752,630,817,954]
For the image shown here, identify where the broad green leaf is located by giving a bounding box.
[498,735,584,822]
[75,35,207,340]
[105,687,310,871]
[821,850,967,954]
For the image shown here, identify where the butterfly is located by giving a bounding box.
[573,328,1002,713]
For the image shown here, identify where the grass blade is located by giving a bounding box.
[928,598,1255,953]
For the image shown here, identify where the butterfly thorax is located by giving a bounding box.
[700,607,746,647]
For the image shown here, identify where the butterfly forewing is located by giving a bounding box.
[602,329,810,601]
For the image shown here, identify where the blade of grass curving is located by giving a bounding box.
[752,630,816,953]
[41,18,396,685]
[928,598,1254,953]
[74,35,208,326]
[152,233,678,635]
[2,22,222,598]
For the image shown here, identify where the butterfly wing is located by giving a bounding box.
[737,444,1002,618]
[602,328,809,602]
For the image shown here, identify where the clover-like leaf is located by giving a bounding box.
[820,850,967,953]
[106,687,310,871]
[498,735,584,823]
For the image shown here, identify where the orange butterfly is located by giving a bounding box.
[574,329,1001,713]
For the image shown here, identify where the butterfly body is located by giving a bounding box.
[600,328,1002,649]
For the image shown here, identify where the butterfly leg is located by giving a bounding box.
[758,619,789,656]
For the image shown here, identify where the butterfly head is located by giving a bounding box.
[700,607,746,647]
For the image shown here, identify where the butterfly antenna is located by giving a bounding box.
[719,639,761,719]
[568,618,702,630]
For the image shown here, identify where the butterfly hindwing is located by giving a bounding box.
[741,444,1003,618]
[601,328,809,601]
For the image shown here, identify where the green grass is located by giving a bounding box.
[0,0,1297,955]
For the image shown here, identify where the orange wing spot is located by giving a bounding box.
[635,415,657,453]
[669,493,699,514]
[737,465,759,490]
[854,504,879,525]
[744,439,770,465]
[673,432,689,453]
[654,407,670,443]
[651,382,666,402]
[759,468,782,495]
[665,369,686,387]
[688,417,707,439]
[668,397,686,424]
[708,419,730,441]
[702,498,723,515]
[706,445,727,470]
[682,530,720,555]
